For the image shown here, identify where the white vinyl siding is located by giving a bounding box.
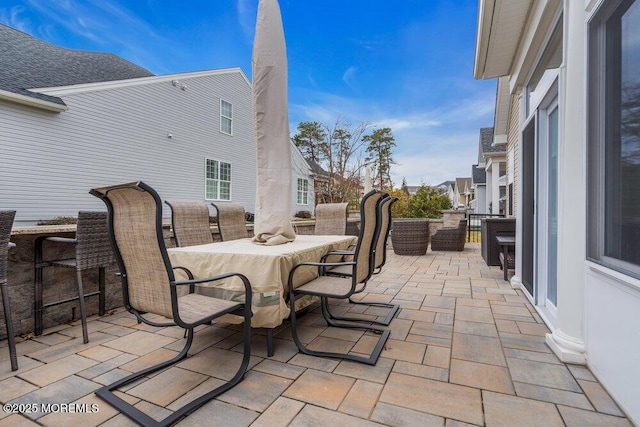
[205,159,232,201]
[297,178,308,205]
[0,69,256,224]
[220,99,232,135]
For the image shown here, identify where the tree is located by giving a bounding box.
[400,178,410,196]
[292,121,327,163]
[363,127,396,190]
[293,118,373,203]
[406,185,452,218]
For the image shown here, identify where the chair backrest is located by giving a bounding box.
[211,202,247,241]
[314,203,348,235]
[352,190,384,284]
[90,182,175,319]
[75,211,115,270]
[0,210,16,282]
[374,196,397,270]
[165,201,214,247]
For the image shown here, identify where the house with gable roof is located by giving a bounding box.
[0,23,314,224]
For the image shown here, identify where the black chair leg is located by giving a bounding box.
[289,295,389,366]
[1,280,18,371]
[267,328,274,357]
[96,316,252,427]
[76,270,89,344]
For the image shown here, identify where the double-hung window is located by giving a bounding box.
[205,159,231,201]
[220,100,233,135]
[297,178,308,205]
[588,0,640,279]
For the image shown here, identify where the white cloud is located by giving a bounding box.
[236,0,257,41]
[342,66,357,88]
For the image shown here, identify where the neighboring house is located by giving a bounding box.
[0,24,312,224]
[405,185,421,196]
[476,127,507,215]
[471,164,486,214]
[306,158,330,206]
[434,180,456,206]
[475,0,640,423]
[291,141,315,215]
[454,177,473,209]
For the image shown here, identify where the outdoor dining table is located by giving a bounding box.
[167,234,357,329]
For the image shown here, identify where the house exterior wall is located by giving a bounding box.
[1,69,312,223]
[507,90,521,217]
[478,0,640,422]
[474,184,487,214]
[290,141,315,215]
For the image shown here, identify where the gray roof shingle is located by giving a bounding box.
[480,127,505,154]
[472,164,486,184]
[0,24,154,106]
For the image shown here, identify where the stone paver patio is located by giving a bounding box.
[0,243,633,426]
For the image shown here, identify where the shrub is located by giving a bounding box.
[295,210,312,219]
[406,185,452,218]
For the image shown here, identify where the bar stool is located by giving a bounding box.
[1,210,18,371]
[34,211,114,343]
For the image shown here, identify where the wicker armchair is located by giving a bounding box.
[211,202,248,241]
[314,202,348,235]
[431,220,467,251]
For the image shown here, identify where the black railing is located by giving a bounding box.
[466,213,505,242]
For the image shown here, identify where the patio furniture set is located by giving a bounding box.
[391,218,468,255]
[1,182,401,426]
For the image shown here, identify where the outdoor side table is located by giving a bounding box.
[496,234,515,281]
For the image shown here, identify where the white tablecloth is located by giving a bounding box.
[168,235,356,328]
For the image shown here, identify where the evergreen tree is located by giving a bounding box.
[363,127,396,189]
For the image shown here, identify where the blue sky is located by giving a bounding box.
[0,0,496,187]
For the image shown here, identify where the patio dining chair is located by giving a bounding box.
[90,181,252,427]
[211,202,248,241]
[165,200,214,247]
[322,195,400,326]
[287,190,389,365]
[1,210,18,371]
[34,211,114,343]
[314,202,348,235]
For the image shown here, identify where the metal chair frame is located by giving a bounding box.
[90,181,252,427]
[287,190,389,365]
[34,211,114,343]
[1,210,18,371]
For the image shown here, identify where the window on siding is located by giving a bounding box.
[297,178,308,205]
[220,100,233,135]
[205,159,232,201]
[588,0,640,279]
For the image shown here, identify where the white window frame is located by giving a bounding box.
[205,158,232,201]
[297,178,309,205]
[220,99,233,136]
[587,0,640,281]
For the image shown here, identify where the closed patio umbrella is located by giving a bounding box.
[252,0,296,245]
